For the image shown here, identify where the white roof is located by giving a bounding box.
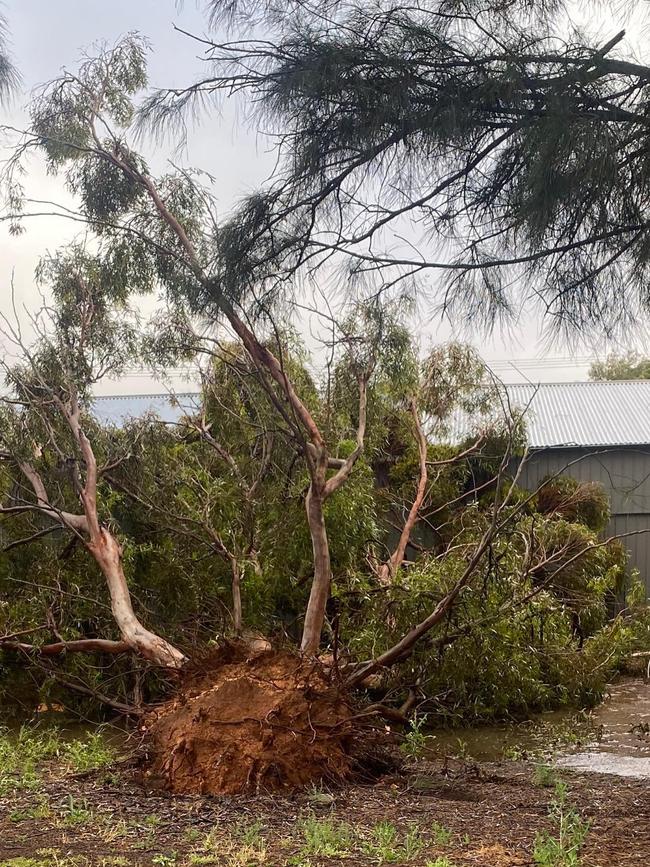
[92,393,201,426]
[449,381,650,449]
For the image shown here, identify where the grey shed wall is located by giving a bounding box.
[517,446,650,596]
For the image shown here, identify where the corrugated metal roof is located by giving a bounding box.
[448,381,650,449]
[91,393,201,426]
[90,381,650,448]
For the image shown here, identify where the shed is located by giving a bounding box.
[465,381,650,596]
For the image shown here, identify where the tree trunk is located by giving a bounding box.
[231,557,242,635]
[87,528,186,668]
[377,400,428,584]
[301,485,332,655]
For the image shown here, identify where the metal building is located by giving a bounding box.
[495,382,650,596]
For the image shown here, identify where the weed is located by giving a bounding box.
[533,764,558,788]
[0,725,116,795]
[142,814,162,831]
[401,713,429,760]
[57,795,92,826]
[99,818,129,843]
[402,825,425,860]
[426,859,457,867]
[533,782,590,866]
[62,731,114,772]
[199,827,267,866]
[9,798,51,822]
[362,821,424,863]
[300,816,354,857]
[152,855,177,867]
[431,822,452,846]
[235,820,264,847]
[362,821,399,862]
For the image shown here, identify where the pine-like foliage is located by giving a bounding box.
[140,1,650,339]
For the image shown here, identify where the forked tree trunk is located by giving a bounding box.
[87,528,187,668]
[301,486,332,655]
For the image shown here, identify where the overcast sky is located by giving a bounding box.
[1,0,649,391]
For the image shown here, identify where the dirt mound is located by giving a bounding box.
[142,644,354,795]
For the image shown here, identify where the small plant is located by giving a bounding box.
[431,822,453,846]
[426,858,457,867]
[402,825,425,860]
[401,713,429,760]
[362,821,423,863]
[62,731,115,772]
[362,821,399,862]
[152,855,177,867]
[9,798,51,822]
[533,764,558,788]
[57,795,92,826]
[300,816,354,857]
[142,814,162,831]
[533,783,590,866]
[235,820,264,847]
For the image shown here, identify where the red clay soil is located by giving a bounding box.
[142,643,354,795]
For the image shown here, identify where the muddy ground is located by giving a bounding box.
[0,757,648,866]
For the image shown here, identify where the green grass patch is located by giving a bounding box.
[0,725,116,795]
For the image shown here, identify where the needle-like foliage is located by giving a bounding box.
[138,1,650,340]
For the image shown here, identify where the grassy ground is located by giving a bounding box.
[0,726,648,867]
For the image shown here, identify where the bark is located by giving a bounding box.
[301,484,332,655]
[86,528,187,668]
[0,638,130,655]
[230,556,243,635]
[377,399,428,585]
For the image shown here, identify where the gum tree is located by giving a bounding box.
[3,37,423,653]
[6,0,650,667]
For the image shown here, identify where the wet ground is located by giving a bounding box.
[425,677,650,779]
[556,678,650,777]
[1,678,649,865]
[1,756,649,866]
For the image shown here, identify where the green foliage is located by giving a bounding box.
[532,764,558,788]
[299,816,354,857]
[0,726,115,795]
[533,783,590,866]
[361,822,424,863]
[590,352,650,381]
[400,712,430,760]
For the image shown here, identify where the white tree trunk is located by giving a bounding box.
[87,528,186,668]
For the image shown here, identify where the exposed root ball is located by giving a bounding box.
[142,645,354,795]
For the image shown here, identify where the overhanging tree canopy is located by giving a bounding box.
[139,0,650,338]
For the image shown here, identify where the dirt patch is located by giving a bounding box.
[2,760,650,866]
[141,643,354,795]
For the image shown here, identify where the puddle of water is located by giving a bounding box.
[555,753,650,777]
[424,678,650,778]
[555,678,650,778]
